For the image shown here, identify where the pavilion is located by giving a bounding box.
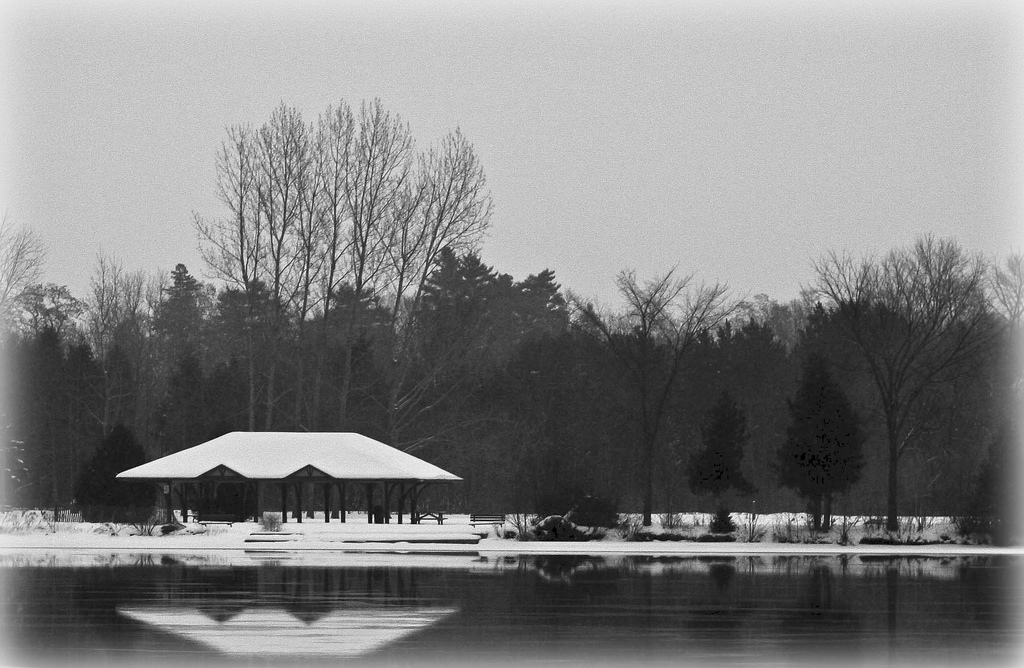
[115,431,462,524]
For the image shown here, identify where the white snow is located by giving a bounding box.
[1,512,1020,562]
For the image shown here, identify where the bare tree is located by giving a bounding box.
[814,236,993,532]
[253,104,311,430]
[195,101,493,439]
[83,253,151,435]
[336,100,418,428]
[576,269,732,526]
[197,124,262,291]
[988,252,1024,329]
[379,128,493,449]
[310,102,355,427]
[0,213,46,328]
[985,252,1024,441]
[195,124,262,430]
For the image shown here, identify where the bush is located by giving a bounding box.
[772,513,798,542]
[709,507,736,534]
[952,515,992,539]
[507,514,537,541]
[739,513,766,542]
[130,509,161,536]
[618,514,644,541]
[260,512,283,532]
[837,515,861,545]
[659,512,685,530]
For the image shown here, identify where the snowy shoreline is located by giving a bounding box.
[2,514,1021,561]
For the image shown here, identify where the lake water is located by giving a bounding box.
[0,551,1019,667]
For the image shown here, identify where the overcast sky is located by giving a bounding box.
[2,0,1022,308]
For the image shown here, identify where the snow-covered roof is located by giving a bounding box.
[116,432,462,482]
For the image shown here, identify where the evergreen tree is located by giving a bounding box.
[74,423,152,517]
[515,269,568,337]
[777,354,864,530]
[156,351,208,456]
[688,390,755,516]
[967,424,1018,544]
[155,263,209,365]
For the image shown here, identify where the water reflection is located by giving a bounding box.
[1,553,1019,666]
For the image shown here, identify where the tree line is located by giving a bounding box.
[1,100,1020,533]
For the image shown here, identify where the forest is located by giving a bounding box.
[1,100,1020,532]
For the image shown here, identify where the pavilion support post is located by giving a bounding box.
[365,483,374,524]
[339,483,346,523]
[331,481,340,519]
[254,481,261,521]
[323,483,331,523]
[383,482,391,524]
[280,483,288,523]
[410,485,419,524]
[307,483,315,519]
[397,483,405,524]
[163,482,172,524]
[296,482,303,523]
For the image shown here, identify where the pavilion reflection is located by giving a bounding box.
[117,605,459,659]
[115,564,459,659]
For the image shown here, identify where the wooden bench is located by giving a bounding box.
[469,514,506,526]
[414,512,445,525]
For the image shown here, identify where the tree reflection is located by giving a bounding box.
[0,554,1016,666]
[708,563,735,593]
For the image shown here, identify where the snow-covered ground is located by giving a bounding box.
[1,511,1020,559]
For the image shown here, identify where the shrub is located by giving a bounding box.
[952,515,991,539]
[0,509,50,534]
[507,514,537,541]
[659,512,684,530]
[618,514,644,541]
[709,507,736,534]
[837,515,861,545]
[772,513,798,543]
[863,515,887,538]
[130,510,161,537]
[739,512,766,542]
[260,512,283,532]
[913,514,935,533]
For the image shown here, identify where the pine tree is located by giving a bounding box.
[155,263,208,364]
[777,354,864,531]
[688,390,755,522]
[74,423,153,518]
[967,424,1018,544]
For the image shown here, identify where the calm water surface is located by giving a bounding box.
[0,551,1019,667]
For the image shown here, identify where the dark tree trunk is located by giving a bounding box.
[338,344,353,428]
[887,435,899,532]
[811,494,823,532]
